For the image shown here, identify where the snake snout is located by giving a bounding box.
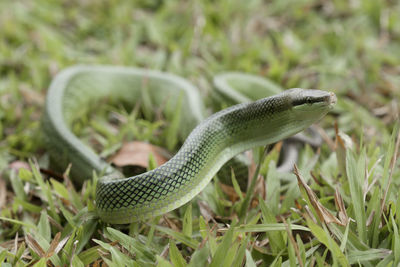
[328,92,337,107]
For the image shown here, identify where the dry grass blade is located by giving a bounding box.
[25,234,46,257]
[334,187,349,226]
[304,205,318,224]
[54,234,71,254]
[314,124,335,151]
[163,215,180,231]
[0,237,24,250]
[13,232,18,255]
[44,232,61,258]
[294,165,344,226]
[47,215,63,231]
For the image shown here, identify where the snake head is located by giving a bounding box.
[284,88,336,128]
[288,88,337,109]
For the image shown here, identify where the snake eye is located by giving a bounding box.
[292,95,323,106]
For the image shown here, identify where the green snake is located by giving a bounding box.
[43,65,336,224]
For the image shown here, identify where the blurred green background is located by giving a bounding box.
[1,0,399,162]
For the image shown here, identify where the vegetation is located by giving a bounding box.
[0,0,399,266]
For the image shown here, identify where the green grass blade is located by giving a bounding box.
[210,225,234,267]
[182,203,192,237]
[245,250,257,267]
[156,255,174,267]
[169,240,186,267]
[38,211,51,242]
[165,92,183,151]
[105,227,155,262]
[188,245,209,267]
[347,248,392,265]
[154,225,199,249]
[307,219,349,267]
[346,149,366,243]
[259,198,285,252]
[233,223,310,232]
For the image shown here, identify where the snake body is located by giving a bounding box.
[43,66,336,224]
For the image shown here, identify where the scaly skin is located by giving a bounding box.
[43,66,336,224]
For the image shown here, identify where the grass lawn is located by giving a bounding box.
[0,0,399,266]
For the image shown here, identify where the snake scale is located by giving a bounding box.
[43,65,336,224]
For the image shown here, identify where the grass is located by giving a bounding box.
[0,0,400,266]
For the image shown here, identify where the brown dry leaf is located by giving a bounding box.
[219,183,241,203]
[109,141,169,168]
[219,175,264,207]
[294,165,344,226]
[25,234,45,257]
[334,187,349,225]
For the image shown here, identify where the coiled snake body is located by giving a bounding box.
[43,66,336,224]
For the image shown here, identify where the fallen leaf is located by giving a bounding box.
[109,141,169,168]
[219,174,264,207]
[294,165,344,226]
[219,183,240,203]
